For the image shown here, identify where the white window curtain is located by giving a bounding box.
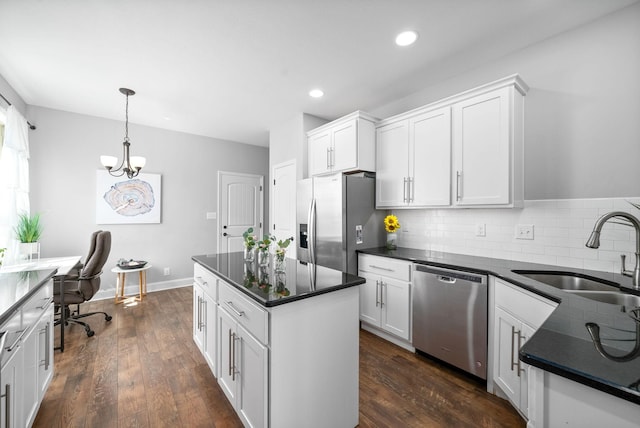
[0,105,30,266]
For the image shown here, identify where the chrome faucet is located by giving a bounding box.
[586,211,640,288]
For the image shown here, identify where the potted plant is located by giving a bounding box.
[14,212,43,260]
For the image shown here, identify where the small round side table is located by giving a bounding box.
[111,264,152,304]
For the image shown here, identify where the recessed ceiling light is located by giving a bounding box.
[309,89,324,98]
[395,30,418,47]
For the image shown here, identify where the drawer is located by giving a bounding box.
[494,279,557,328]
[194,263,218,301]
[22,279,54,330]
[219,281,268,345]
[358,254,411,281]
[1,310,23,368]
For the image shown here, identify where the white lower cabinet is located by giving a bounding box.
[1,279,54,428]
[491,278,557,419]
[358,254,412,344]
[193,264,218,376]
[218,305,268,428]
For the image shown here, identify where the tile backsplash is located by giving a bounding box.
[394,197,640,274]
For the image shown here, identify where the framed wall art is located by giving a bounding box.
[96,170,162,224]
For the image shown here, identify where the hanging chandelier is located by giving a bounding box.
[100,88,146,179]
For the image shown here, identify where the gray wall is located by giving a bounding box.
[368,3,640,200]
[27,106,269,288]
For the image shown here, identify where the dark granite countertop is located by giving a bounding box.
[358,247,640,405]
[192,252,364,308]
[0,268,57,326]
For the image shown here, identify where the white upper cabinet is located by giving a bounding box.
[376,75,528,209]
[377,107,451,208]
[308,111,377,176]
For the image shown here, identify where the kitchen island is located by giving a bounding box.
[192,252,364,428]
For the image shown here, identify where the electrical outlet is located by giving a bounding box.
[163,267,171,276]
[515,224,534,240]
[206,212,217,220]
[475,223,486,237]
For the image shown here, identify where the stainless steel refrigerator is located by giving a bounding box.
[296,172,384,275]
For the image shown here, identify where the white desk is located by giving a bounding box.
[1,256,82,352]
[111,264,151,303]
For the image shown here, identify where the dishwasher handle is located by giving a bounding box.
[414,263,486,284]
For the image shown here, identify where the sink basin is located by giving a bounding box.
[512,270,619,291]
[567,290,640,308]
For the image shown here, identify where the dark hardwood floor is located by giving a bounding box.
[34,286,524,428]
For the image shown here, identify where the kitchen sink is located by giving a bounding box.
[567,290,640,307]
[512,270,619,291]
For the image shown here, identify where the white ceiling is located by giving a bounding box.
[0,0,637,147]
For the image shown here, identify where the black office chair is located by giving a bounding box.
[54,230,113,337]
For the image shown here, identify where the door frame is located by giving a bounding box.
[270,159,297,258]
[217,171,264,254]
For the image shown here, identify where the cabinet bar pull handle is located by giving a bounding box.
[1,384,10,428]
[6,329,26,352]
[231,332,239,381]
[510,326,517,372]
[45,321,51,370]
[456,171,462,201]
[326,147,331,169]
[516,331,525,377]
[228,328,233,376]
[403,177,408,203]
[331,147,335,168]
[409,177,414,203]
[37,296,54,309]
[197,296,202,331]
[225,301,245,317]
[201,299,207,331]
[375,280,380,307]
[369,265,393,272]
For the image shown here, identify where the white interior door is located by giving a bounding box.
[218,172,263,254]
[271,160,296,258]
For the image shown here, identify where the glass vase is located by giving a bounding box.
[244,246,255,263]
[274,251,286,272]
[386,232,398,250]
[258,250,269,267]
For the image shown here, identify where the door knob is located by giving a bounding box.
[223,232,228,236]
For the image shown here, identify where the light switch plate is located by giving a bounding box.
[206,212,217,220]
[475,223,486,237]
[355,225,363,244]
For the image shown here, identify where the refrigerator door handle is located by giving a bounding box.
[308,198,317,264]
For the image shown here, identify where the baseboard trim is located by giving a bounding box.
[360,323,415,352]
[93,277,192,301]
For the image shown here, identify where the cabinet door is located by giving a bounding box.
[376,121,410,207]
[331,119,357,172]
[519,322,535,419]
[1,343,22,428]
[410,107,451,206]
[380,277,411,341]
[493,306,523,410]
[37,309,54,400]
[203,293,217,376]
[237,324,268,428]
[308,131,332,176]
[217,307,238,406]
[453,87,510,206]
[358,272,382,327]
[193,286,205,353]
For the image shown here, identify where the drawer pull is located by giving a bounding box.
[369,265,394,272]
[225,301,245,317]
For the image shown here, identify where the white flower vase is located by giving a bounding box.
[19,242,40,261]
[244,246,255,263]
[386,233,397,250]
[258,250,269,267]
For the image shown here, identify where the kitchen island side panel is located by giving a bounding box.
[269,286,360,428]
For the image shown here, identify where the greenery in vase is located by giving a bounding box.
[242,227,257,249]
[275,236,294,260]
[257,234,275,253]
[14,212,43,243]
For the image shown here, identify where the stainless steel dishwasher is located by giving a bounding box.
[412,264,488,379]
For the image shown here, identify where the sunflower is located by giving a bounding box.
[384,214,400,233]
